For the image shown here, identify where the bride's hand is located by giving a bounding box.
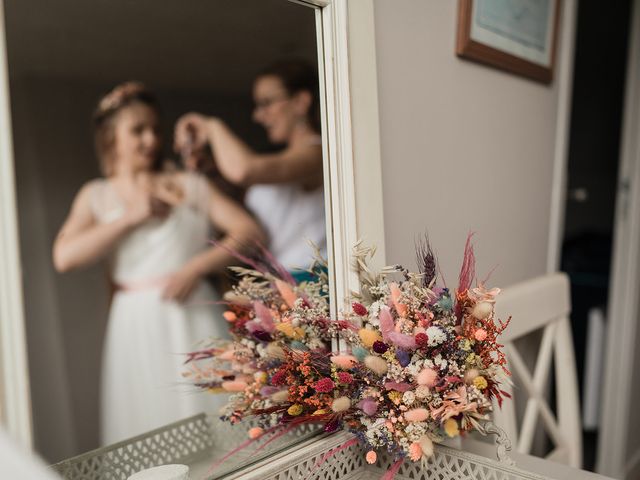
[161,267,201,303]
[123,188,171,227]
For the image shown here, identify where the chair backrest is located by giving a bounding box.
[492,272,582,468]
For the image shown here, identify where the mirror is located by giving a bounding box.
[3,0,329,472]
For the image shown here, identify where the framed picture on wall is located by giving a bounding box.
[456,0,560,83]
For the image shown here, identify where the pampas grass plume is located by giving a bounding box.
[331,354,358,369]
[405,408,429,422]
[359,328,382,348]
[364,355,388,375]
[266,342,286,360]
[472,301,493,319]
[331,396,351,413]
[419,435,434,457]
[270,390,290,403]
[221,380,248,392]
[464,368,480,384]
[417,368,438,386]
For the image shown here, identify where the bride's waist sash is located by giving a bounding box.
[113,274,171,293]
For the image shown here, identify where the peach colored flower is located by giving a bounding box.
[223,311,237,322]
[430,386,478,421]
[366,450,377,464]
[469,282,501,303]
[409,442,422,461]
[474,328,488,341]
[248,427,264,439]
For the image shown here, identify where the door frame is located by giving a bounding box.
[0,0,32,448]
[547,0,640,477]
[596,0,640,477]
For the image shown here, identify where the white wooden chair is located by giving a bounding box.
[491,272,582,468]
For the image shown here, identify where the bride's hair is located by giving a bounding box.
[93,81,162,176]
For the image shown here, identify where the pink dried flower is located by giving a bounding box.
[415,332,429,347]
[352,302,368,316]
[337,372,353,384]
[270,369,287,386]
[314,377,335,393]
[388,331,417,350]
[357,397,378,416]
[474,328,488,341]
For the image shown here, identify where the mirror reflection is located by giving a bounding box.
[5,0,326,467]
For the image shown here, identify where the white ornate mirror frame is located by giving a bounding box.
[0,0,386,460]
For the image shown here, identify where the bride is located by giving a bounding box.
[53,82,265,445]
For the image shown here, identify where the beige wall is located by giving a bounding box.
[374,0,562,288]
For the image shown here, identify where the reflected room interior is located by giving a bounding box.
[4,0,323,466]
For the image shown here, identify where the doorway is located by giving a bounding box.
[559,0,632,472]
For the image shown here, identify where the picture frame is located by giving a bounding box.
[456,0,560,83]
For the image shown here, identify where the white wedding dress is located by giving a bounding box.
[89,172,228,445]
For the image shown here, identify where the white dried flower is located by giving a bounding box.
[433,353,448,370]
[406,363,421,376]
[415,385,430,399]
[403,391,416,405]
[426,326,446,346]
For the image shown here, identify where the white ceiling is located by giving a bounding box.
[4,0,318,94]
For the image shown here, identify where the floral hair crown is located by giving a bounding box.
[94,81,148,121]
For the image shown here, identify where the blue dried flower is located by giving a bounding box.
[352,346,369,362]
[290,341,309,351]
[437,295,454,311]
[395,349,410,367]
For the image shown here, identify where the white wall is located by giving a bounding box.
[373,0,563,288]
